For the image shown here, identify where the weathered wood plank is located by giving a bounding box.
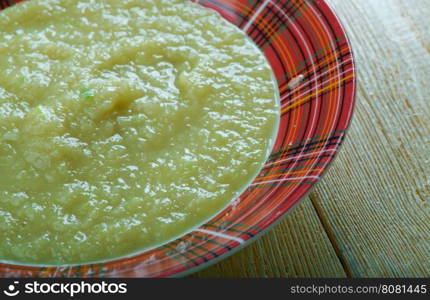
[192,198,347,277]
[309,0,430,277]
[194,0,429,277]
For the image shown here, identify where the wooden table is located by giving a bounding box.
[193,0,430,278]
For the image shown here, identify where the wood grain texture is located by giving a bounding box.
[192,198,347,277]
[193,0,429,277]
[309,0,430,278]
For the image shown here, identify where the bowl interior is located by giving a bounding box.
[0,0,355,278]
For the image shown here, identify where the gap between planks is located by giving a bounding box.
[309,194,353,278]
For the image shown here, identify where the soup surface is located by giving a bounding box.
[0,0,279,264]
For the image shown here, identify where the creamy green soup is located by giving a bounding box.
[0,0,279,264]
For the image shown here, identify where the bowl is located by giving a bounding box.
[0,0,356,277]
